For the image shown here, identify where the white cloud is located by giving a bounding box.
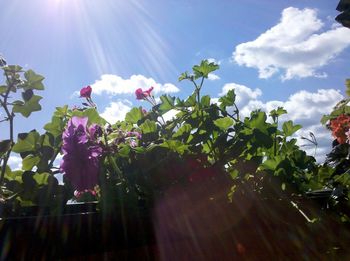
[219,83,262,108]
[218,83,343,161]
[208,73,220,81]
[91,74,180,96]
[207,58,221,65]
[7,155,22,170]
[101,100,132,124]
[233,7,350,80]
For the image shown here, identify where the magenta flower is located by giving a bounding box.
[60,116,103,191]
[135,86,154,100]
[80,86,92,98]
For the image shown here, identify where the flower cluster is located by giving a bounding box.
[80,85,96,108]
[135,87,156,106]
[329,114,350,144]
[60,116,103,192]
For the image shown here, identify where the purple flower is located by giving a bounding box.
[60,116,103,191]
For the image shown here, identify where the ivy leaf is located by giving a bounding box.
[22,155,40,171]
[282,121,302,137]
[214,117,234,131]
[23,69,45,90]
[72,108,107,125]
[12,95,42,117]
[125,107,142,124]
[159,95,175,113]
[192,60,219,79]
[12,131,40,153]
[269,107,287,122]
[219,89,236,110]
[140,119,157,134]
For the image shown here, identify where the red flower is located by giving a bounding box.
[80,86,92,98]
[330,114,350,144]
[135,87,154,100]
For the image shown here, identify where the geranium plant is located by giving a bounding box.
[0,59,348,225]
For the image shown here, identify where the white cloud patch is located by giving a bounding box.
[8,155,22,170]
[101,100,132,124]
[208,73,220,81]
[91,74,180,96]
[233,7,350,80]
[218,83,343,161]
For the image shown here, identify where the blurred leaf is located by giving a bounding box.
[140,119,157,134]
[159,95,175,113]
[214,117,233,131]
[0,139,11,156]
[219,89,236,110]
[160,140,188,154]
[125,107,142,124]
[22,155,40,171]
[33,172,50,186]
[201,95,211,107]
[346,79,350,97]
[0,85,8,94]
[172,123,192,138]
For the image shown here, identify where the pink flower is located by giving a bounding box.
[80,86,92,98]
[135,87,154,100]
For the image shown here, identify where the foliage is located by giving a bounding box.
[0,59,349,225]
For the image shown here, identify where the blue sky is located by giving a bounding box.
[1,0,350,165]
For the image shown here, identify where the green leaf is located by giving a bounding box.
[201,95,211,107]
[219,89,236,110]
[12,95,42,117]
[125,107,142,124]
[192,60,219,79]
[172,123,192,138]
[0,139,12,157]
[22,155,40,171]
[140,119,157,134]
[346,79,350,97]
[320,115,330,125]
[33,172,50,186]
[5,169,23,182]
[184,92,197,107]
[282,121,302,137]
[72,108,107,125]
[159,95,175,113]
[214,117,234,131]
[44,116,65,137]
[118,145,131,158]
[23,69,45,90]
[281,183,286,191]
[261,156,283,171]
[0,85,8,94]
[12,131,40,153]
[160,140,188,154]
[178,72,189,81]
[4,65,22,74]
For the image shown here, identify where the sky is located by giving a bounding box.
[1,0,350,168]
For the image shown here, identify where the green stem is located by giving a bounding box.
[0,72,15,186]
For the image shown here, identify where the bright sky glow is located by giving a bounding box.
[1,0,350,163]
